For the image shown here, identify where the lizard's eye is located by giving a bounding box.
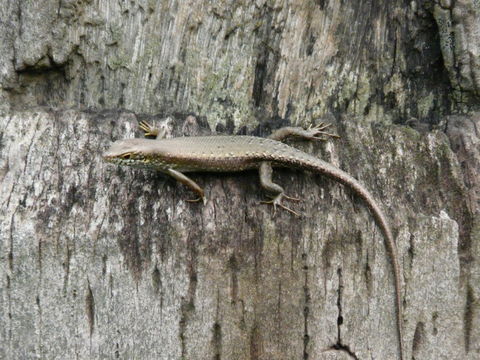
[121,153,133,160]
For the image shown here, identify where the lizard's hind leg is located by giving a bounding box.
[268,123,339,142]
[258,162,300,216]
[139,121,160,138]
[139,120,171,139]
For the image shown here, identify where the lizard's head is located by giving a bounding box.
[103,138,170,170]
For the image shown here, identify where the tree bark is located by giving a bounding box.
[1,1,479,359]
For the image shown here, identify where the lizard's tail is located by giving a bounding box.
[291,155,404,360]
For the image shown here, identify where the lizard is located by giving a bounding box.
[103,120,404,360]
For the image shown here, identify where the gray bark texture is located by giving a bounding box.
[0,1,479,359]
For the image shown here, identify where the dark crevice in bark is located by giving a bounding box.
[321,235,335,273]
[408,233,415,261]
[151,264,161,295]
[432,312,438,336]
[314,0,326,10]
[251,4,283,114]
[85,282,95,336]
[118,192,143,281]
[228,254,239,304]
[118,82,126,108]
[412,321,425,355]
[36,293,43,357]
[249,323,261,360]
[364,253,372,296]
[179,291,196,356]
[333,268,358,358]
[186,231,198,304]
[464,283,474,353]
[8,210,15,271]
[179,300,188,358]
[277,281,282,314]
[336,268,343,341]
[15,55,66,75]
[212,321,222,360]
[305,33,315,57]
[331,344,359,359]
[11,63,68,109]
[6,274,12,354]
[101,254,107,278]
[212,288,222,360]
[252,55,267,107]
[302,253,310,360]
[62,242,71,294]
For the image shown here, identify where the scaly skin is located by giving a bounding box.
[103,122,404,360]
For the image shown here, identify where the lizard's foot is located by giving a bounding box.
[261,193,301,216]
[139,121,159,138]
[304,123,340,140]
[282,193,301,202]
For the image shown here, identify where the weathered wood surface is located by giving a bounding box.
[0,1,479,359]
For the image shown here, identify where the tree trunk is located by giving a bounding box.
[1,1,479,359]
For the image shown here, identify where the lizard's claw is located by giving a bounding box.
[305,122,340,140]
[139,121,159,137]
[261,194,301,216]
[283,194,301,202]
[186,196,206,205]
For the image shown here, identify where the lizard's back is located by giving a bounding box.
[111,135,319,172]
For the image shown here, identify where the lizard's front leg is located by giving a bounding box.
[166,169,205,203]
[268,123,339,142]
[258,162,300,216]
